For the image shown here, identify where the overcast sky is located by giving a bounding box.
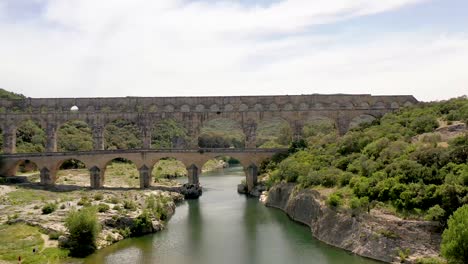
[0,0,467,101]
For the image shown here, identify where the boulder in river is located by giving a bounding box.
[181,183,202,199]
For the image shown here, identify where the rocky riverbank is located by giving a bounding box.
[263,183,442,264]
[0,183,184,262]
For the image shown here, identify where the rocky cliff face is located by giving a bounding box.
[265,183,442,263]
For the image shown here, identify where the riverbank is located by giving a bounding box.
[0,183,183,263]
[263,183,443,264]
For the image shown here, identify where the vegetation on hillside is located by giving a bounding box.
[104,119,142,150]
[198,118,245,148]
[441,205,468,264]
[152,119,189,148]
[264,97,468,224]
[58,120,93,151]
[257,117,292,148]
[0,88,25,99]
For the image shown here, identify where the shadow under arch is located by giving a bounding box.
[104,118,143,150]
[57,119,93,152]
[198,117,246,148]
[10,159,40,181]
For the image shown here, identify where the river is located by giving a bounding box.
[83,166,380,264]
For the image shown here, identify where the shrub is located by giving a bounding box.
[131,211,153,236]
[350,196,370,215]
[118,227,131,238]
[108,196,120,204]
[42,203,57,214]
[145,195,169,220]
[65,207,101,257]
[424,205,445,222]
[77,197,91,207]
[414,257,446,264]
[49,231,64,240]
[441,205,468,264]
[123,200,137,211]
[326,193,342,208]
[93,193,104,201]
[97,203,110,213]
[410,115,438,134]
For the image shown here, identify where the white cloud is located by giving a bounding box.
[0,0,466,101]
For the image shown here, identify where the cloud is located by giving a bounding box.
[0,0,466,101]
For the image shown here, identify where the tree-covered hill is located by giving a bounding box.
[264,96,468,224]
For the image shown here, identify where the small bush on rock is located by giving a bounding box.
[42,203,57,214]
[97,203,110,213]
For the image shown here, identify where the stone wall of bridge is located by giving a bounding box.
[0,94,418,153]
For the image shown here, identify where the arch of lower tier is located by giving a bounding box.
[0,150,279,191]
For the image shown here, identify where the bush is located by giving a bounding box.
[42,203,57,214]
[97,203,110,213]
[441,205,468,264]
[326,193,342,208]
[108,196,121,204]
[410,115,438,134]
[424,205,445,222]
[65,207,101,257]
[49,230,64,240]
[77,197,91,207]
[414,257,446,264]
[93,193,104,201]
[131,211,153,236]
[145,195,168,220]
[350,196,370,215]
[123,200,137,211]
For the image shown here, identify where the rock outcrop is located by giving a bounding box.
[181,183,203,199]
[265,183,442,263]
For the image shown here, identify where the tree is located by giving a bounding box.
[65,207,101,257]
[441,205,468,264]
[152,119,189,149]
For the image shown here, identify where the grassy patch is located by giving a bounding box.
[0,224,69,264]
[6,188,65,206]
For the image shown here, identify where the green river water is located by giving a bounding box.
[83,166,380,264]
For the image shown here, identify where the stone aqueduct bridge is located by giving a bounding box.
[0,94,417,190]
[0,149,283,191]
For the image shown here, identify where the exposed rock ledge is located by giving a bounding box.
[265,183,442,263]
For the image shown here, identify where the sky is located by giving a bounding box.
[0,0,467,101]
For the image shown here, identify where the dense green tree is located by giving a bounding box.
[257,117,292,148]
[441,205,468,264]
[65,207,101,257]
[57,120,93,151]
[0,88,25,99]
[198,118,245,148]
[152,119,189,148]
[104,119,142,150]
[16,120,45,153]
